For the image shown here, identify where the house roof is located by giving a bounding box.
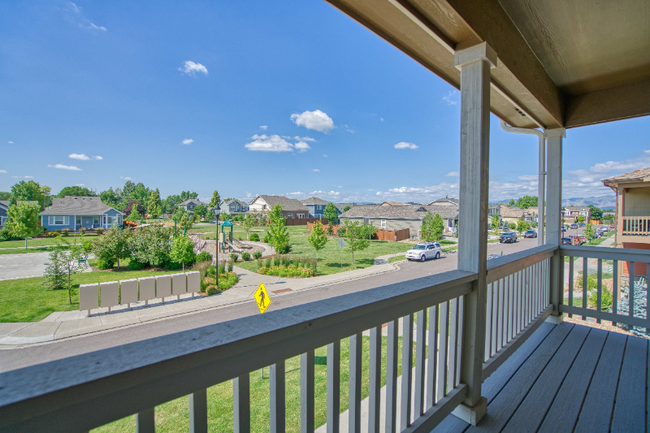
[39,196,123,216]
[250,195,309,212]
[602,166,650,186]
[499,205,537,218]
[0,200,8,209]
[223,199,248,207]
[301,197,329,206]
[380,201,404,206]
[427,197,460,206]
[334,203,355,212]
[179,198,207,207]
[340,204,459,220]
[563,206,590,212]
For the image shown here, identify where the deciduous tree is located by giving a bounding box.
[342,220,370,264]
[308,221,328,268]
[147,189,162,219]
[243,213,256,239]
[193,204,207,219]
[130,225,173,266]
[491,215,500,231]
[421,211,444,241]
[267,204,290,253]
[10,180,45,209]
[42,236,85,304]
[209,190,221,208]
[170,235,196,270]
[5,202,42,248]
[93,226,132,268]
[324,202,339,224]
[56,186,96,198]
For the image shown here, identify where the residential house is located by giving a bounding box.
[0,200,8,228]
[248,195,310,219]
[301,197,329,218]
[40,196,124,232]
[603,166,650,275]
[334,202,355,214]
[380,201,404,206]
[340,203,459,237]
[222,199,249,215]
[499,205,537,226]
[561,206,591,222]
[178,198,209,213]
[427,197,459,206]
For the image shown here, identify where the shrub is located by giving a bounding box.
[275,243,291,254]
[337,227,346,237]
[230,253,238,262]
[0,227,20,241]
[82,240,93,253]
[128,260,146,270]
[241,252,250,261]
[218,271,239,290]
[196,251,213,263]
[253,251,262,259]
[95,227,104,235]
[263,233,271,244]
[250,233,260,242]
[577,273,598,291]
[207,286,220,296]
[218,262,226,275]
[163,258,182,270]
[589,286,613,311]
[79,226,86,234]
[228,261,234,272]
[97,258,114,270]
[61,228,70,237]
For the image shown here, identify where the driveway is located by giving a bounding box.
[0,252,49,281]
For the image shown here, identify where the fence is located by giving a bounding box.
[376,228,410,241]
[285,217,328,226]
[622,216,650,236]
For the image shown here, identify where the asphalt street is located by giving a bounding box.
[0,237,542,372]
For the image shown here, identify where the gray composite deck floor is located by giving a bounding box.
[433,322,649,433]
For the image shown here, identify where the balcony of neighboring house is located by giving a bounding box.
[3,0,650,432]
[603,167,650,249]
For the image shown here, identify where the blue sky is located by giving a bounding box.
[1,1,648,206]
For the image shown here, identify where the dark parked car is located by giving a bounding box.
[561,237,573,245]
[524,230,537,238]
[500,232,518,243]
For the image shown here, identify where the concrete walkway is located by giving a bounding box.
[0,252,50,281]
[0,261,400,346]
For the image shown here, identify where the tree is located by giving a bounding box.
[308,221,328,269]
[576,215,586,224]
[123,200,145,217]
[100,188,120,207]
[173,208,186,223]
[516,217,531,233]
[267,204,290,254]
[509,222,517,230]
[603,213,615,223]
[42,236,85,304]
[508,198,516,207]
[10,180,44,209]
[209,190,221,208]
[421,212,444,241]
[588,205,603,221]
[5,202,42,248]
[243,213,257,239]
[491,215,500,232]
[343,205,351,213]
[342,220,370,264]
[170,235,196,271]
[121,181,137,200]
[0,191,11,200]
[324,202,339,224]
[93,226,132,268]
[179,212,192,233]
[193,204,207,219]
[125,207,143,222]
[515,195,538,209]
[40,185,52,209]
[584,223,595,244]
[147,189,162,219]
[180,191,198,201]
[131,183,151,210]
[130,225,173,266]
[360,222,378,240]
[56,186,96,198]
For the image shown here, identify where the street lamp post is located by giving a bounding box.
[213,205,221,287]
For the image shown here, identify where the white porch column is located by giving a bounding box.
[538,138,546,245]
[546,128,566,321]
[453,41,496,425]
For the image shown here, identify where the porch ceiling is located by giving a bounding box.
[326,0,650,129]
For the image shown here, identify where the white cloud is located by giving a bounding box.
[182,139,194,145]
[309,190,340,197]
[290,110,334,133]
[294,136,316,142]
[0,170,6,173]
[8,141,13,144]
[48,164,81,171]
[76,183,85,187]
[245,134,294,152]
[69,153,89,160]
[518,174,538,181]
[442,90,458,105]
[285,191,304,196]
[312,169,320,172]
[323,154,328,158]
[295,141,311,153]
[343,124,354,134]
[380,117,385,122]
[179,61,208,76]
[260,125,268,130]
[445,171,460,177]
[94,155,103,160]
[65,2,107,31]
[120,176,133,180]
[394,142,419,150]
[12,175,34,179]
[578,150,650,175]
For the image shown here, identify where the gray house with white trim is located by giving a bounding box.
[40,196,124,232]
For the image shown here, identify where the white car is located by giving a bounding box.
[406,242,442,262]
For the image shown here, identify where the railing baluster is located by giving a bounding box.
[136,408,155,433]
[508,273,514,342]
[301,350,315,433]
[582,257,588,320]
[646,266,650,335]
[613,260,618,325]
[437,302,449,400]
[455,296,464,387]
[386,320,398,433]
[189,389,207,433]
[369,327,381,433]
[349,333,362,433]
[518,270,523,333]
[629,262,635,321]
[415,310,427,416]
[497,279,503,351]
[491,280,498,356]
[270,361,285,433]
[597,259,603,324]
[234,374,250,433]
[400,314,414,430]
[426,305,438,409]
[327,342,340,433]
[485,282,492,362]
[502,276,508,346]
[447,298,459,391]
[569,256,574,318]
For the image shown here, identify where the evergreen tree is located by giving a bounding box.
[126,207,143,222]
[147,189,162,219]
[324,202,339,224]
[179,212,192,233]
[267,204,290,253]
[421,211,444,241]
[5,202,42,248]
[209,190,221,208]
[308,221,328,269]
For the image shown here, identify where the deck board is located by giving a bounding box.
[537,328,608,433]
[611,336,648,433]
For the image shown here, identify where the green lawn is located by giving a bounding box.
[94,334,415,433]
[0,247,65,255]
[233,227,413,276]
[0,237,82,249]
[0,268,185,322]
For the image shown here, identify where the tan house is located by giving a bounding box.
[603,166,650,275]
[248,195,310,219]
[561,206,591,223]
[499,205,537,225]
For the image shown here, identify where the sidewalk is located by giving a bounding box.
[0,262,400,347]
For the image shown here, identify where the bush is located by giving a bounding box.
[163,258,182,270]
[95,227,104,235]
[196,251,213,263]
[263,233,271,244]
[206,286,220,296]
[253,251,262,259]
[230,253,238,262]
[337,227,346,237]
[241,252,250,261]
[128,260,146,270]
[61,228,70,237]
[228,261,234,272]
[218,271,239,290]
[589,286,613,311]
[82,240,93,253]
[0,227,20,241]
[250,233,260,242]
[97,258,114,270]
[218,262,226,275]
[79,226,86,235]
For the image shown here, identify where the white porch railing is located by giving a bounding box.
[622,216,650,236]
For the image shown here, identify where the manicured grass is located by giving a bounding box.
[0,237,79,249]
[0,247,63,255]
[93,335,415,433]
[0,268,185,322]
[388,255,407,263]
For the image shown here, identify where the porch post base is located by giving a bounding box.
[546,314,563,325]
[452,397,487,426]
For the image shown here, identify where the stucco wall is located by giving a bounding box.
[624,188,650,216]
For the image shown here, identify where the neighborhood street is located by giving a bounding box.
[0,237,541,372]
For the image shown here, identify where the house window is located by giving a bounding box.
[287,214,293,219]
[298,213,305,219]
[49,216,69,225]
[76,216,82,225]
[93,216,100,225]
[363,218,369,225]
[381,219,386,228]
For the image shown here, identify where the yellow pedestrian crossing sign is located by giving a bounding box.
[254,282,271,314]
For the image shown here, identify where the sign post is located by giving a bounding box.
[338,238,346,269]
